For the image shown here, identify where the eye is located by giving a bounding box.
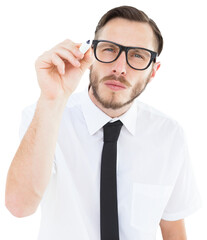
[98,43,118,53]
[129,50,149,61]
[129,52,144,60]
[103,48,115,52]
[134,54,143,59]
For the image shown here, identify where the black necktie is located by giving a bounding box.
[100,120,123,240]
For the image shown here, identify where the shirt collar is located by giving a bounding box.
[81,89,138,136]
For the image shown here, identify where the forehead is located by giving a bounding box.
[97,18,156,51]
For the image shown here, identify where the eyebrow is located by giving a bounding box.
[100,43,119,48]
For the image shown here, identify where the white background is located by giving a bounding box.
[0,0,206,239]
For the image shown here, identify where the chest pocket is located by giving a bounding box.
[130,183,173,233]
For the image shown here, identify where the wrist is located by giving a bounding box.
[37,93,69,119]
[39,93,69,108]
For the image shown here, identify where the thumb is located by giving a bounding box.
[79,48,95,72]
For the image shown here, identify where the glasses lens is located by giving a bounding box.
[127,48,152,70]
[96,42,119,62]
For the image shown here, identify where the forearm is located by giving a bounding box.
[162,236,187,240]
[160,219,187,240]
[5,94,68,217]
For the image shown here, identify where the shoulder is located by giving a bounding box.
[137,100,180,125]
[136,100,184,137]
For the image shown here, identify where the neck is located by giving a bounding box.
[88,87,132,118]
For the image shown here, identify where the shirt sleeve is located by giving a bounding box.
[19,104,36,141]
[19,103,57,174]
[161,128,202,221]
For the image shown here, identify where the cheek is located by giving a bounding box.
[90,64,105,85]
[136,67,153,83]
[91,60,105,71]
[90,62,101,77]
[91,62,111,80]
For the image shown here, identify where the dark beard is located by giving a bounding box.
[89,69,151,110]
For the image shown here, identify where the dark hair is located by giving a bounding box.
[94,6,163,56]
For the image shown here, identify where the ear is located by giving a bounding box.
[148,62,161,83]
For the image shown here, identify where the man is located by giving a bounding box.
[5,5,201,240]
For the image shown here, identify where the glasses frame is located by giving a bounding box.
[92,40,158,71]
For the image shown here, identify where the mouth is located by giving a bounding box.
[104,80,127,91]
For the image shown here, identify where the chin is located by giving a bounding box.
[102,94,130,110]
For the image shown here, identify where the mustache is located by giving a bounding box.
[101,74,131,87]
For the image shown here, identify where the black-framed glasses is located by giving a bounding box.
[92,40,157,71]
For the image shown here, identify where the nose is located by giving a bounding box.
[111,51,127,76]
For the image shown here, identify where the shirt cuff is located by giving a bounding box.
[161,199,202,221]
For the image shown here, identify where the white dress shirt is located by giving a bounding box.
[19,89,201,240]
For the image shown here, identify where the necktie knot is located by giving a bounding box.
[103,120,123,143]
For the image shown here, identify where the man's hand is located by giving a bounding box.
[35,39,94,100]
[160,219,187,240]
